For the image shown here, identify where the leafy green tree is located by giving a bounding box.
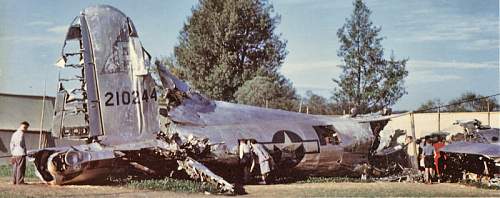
[446,92,499,112]
[174,0,287,101]
[416,99,444,113]
[234,75,297,111]
[301,91,333,115]
[334,0,408,114]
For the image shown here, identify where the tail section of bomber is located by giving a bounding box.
[31,5,162,185]
[52,5,160,144]
[32,5,235,191]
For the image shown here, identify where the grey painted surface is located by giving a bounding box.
[0,93,54,131]
[0,93,84,164]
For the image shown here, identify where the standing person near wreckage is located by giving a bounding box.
[10,121,29,185]
[250,139,273,184]
[422,138,436,184]
[239,139,252,183]
[433,136,446,182]
[405,136,418,169]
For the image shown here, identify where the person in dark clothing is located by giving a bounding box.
[433,137,445,182]
[437,151,446,182]
[422,138,436,184]
[415,139,423,171]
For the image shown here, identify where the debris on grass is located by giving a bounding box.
[459,179,500,190]
[127,178,216,193]
[296,177,375,184]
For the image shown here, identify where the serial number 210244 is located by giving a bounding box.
[104,89,157,106]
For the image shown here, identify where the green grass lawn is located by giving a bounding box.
[0,162,37,178]
[0,163,496,197]
[127,178,216,193]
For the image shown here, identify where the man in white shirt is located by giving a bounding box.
[238,139,252,183]
[405,136,418,169]
[10,121,29,185]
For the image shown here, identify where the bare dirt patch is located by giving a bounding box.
[0,178,211,198]
[0,177,498,197]
[243,182,499,197]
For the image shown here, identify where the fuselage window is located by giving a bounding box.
[313,125,341,146]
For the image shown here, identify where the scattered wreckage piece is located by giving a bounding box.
[154,131,235,193]
[177,157,235,193]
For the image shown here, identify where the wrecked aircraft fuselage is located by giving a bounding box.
[28,5,403,192]
[440,120,500,184]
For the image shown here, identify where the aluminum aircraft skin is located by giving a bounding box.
[440,120,500,182]
[28,5,397,192]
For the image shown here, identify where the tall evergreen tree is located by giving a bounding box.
[334,0,408,114]
[174,0,288,101]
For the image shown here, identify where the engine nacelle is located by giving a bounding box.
[30,145,117,185]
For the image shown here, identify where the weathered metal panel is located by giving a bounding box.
[80,14,103,138]
[52,91,67,137]
[441,142,500,158]
[81,5,159,143]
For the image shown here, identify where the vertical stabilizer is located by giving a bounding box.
[53,5,160,143]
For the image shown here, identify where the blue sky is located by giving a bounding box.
[0,0,498,110]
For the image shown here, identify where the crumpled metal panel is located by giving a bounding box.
[177,157,234,193]
[52,90,67,137]
[441,142,500,158]
[156,62,190,92]
[81,5,159,143]
[476,128,500,144]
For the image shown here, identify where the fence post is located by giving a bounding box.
[487,100,491,126]
[437,107,441,132]
[38,81,47,149]
[410,112,418,170]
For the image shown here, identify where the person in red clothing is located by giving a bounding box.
[433,136,446,182]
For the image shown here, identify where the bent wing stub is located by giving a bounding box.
[177,157,235,193]
[152,131,235,193]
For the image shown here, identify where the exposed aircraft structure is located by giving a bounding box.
[440,120,500,186]
[28,5,405,193]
